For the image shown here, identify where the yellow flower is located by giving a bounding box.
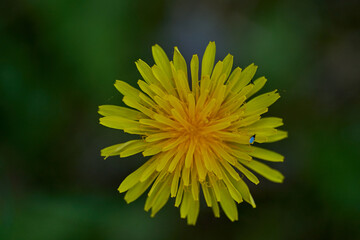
[99,42,287,225]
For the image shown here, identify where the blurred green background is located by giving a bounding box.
[1,0,360,239]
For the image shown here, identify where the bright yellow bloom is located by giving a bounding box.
[99,42,287,225]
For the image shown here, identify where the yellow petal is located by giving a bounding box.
[123,126,156,135]
[209,187,220,217]
[153,95,172,114]
[151,65,176,95]
[191,167,200,201]
[163,136,188,152]
[208,174,222,201]
[171,166,181,197]
[211,84,226,114]
[232,63,257,93]
[242,90,280,116]
[222,54,233,79]
[148,83,166,98]
[139,95,157,111]
[201,182,212,207]
[152,44,172,79]
[118,159,154,192]
[173,46,188,76]
[194,150,207,181]
[232,115,261,128]
[187,199,200,225]
[143,144,163,156]
[199,146,212,172]
[98,105,145,119]
[140,156,161,182]
[196,85,210,111]
[137,80,156,99]
[203,115,237,133]
[231,143,252,153]
[156,151,176,172]
[239,159,284,183]
[135,59,159,84]
[221,169,242,203]
[210,61,223,86]
[145,132,177,142]
[139,118,167,130]
[150,186,171,217]
[182,165,190,186]
[99,116,140,131]
[122,96,155,117]
[124,173,157,203]
[248,117,283,129]
[246,76,267,98]
[206,152,223,179]
[247,128,278,137]
[230,178,256,208]
[265,130,288,143]
[153,113,179,127]
[101,140,139,159]
[218,95,246,116]
[174,69,190,101]
[117,81,154,109]
[218,181,238,221]
[147,170,168,197]
[190,54,199,97]
[238,83,254,98]
[214,131,249,144]
[187,93,196,120]
[234,162,259,185]
[210,144,236,165]
[218,158,240,181]
[180,190,191,218]
[185,139,196,168]
[175,180,184,207]
[201,41,216,77]
[230,149,252,161]
[146,175,172,216]
[248,146,284,162]
[225,67,242,94]
[114,80,140,99]
[167,95,187,117]
[168,145,186,172]
[199,75,211,98]
[120,140,148,158]
[197,98,216,120]
[171,108,192,130]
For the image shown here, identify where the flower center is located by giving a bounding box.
[181,116,217,145]
[186,123,204,138]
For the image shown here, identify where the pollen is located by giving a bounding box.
[98,42,287,225]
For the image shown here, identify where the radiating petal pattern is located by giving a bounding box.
[99,42,287,225]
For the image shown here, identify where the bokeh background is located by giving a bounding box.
[1,0,360,239]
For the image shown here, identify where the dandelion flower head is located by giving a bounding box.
[99,42,287,225]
